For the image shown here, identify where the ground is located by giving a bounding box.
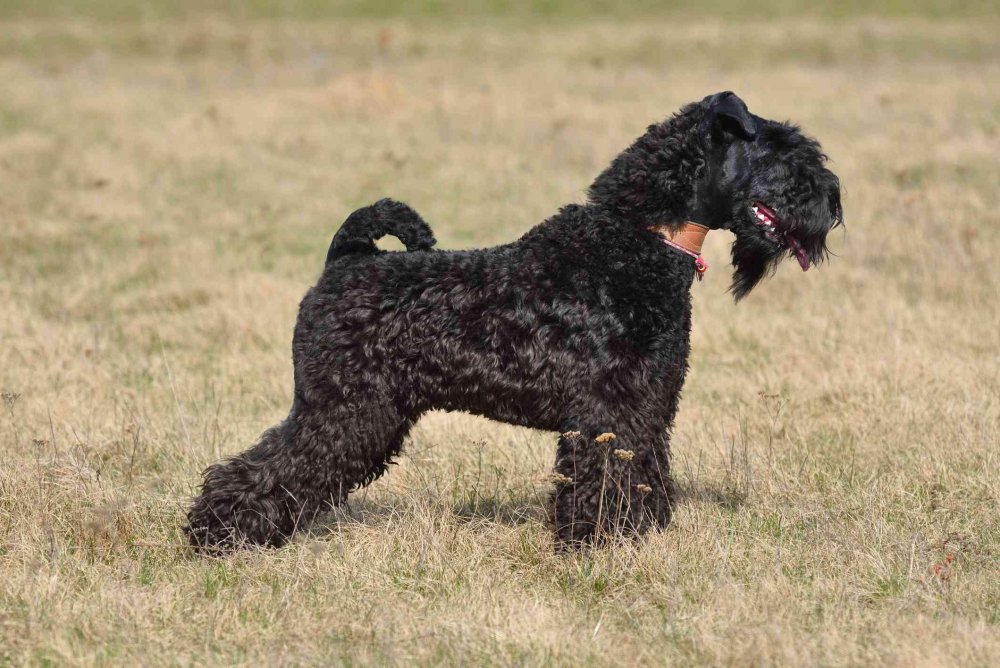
[0,2,998,665]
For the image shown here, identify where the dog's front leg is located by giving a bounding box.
[549,423,674,549]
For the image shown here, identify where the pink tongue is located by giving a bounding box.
[787,237,811,271]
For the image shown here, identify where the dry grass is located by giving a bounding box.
[1,10,998,667]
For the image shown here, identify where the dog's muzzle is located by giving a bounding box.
[751,202,811,271]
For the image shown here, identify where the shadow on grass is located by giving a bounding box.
[451,496,546,526]
[307,492,547,538]
[307,480,744,542]
[674,481,749,512]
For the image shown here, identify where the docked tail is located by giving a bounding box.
[326,198,436,264]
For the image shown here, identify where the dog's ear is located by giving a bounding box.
[702,91,757,141]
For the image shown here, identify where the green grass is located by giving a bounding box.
[0,0,996,21]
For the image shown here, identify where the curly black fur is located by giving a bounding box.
[185,92,843,552]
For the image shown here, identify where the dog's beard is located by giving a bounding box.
[730,233,783,300]
[730,219,835,300]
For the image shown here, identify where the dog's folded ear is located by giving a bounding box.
[702,91,758,141]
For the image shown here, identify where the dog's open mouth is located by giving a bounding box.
[751,201,810,271]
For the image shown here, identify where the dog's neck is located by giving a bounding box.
[649,221,709,256]
[649,221,710,280]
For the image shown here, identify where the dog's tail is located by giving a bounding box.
[326,198,437,264]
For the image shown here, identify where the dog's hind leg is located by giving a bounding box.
[185,398,414,551]
[549,420,675,549]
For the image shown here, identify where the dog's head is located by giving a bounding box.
[588,91,843,300]
[690,92,844,299]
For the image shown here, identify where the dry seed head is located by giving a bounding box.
[561,431,582,438]
[549,472,574,485]
[595,432,616,444]
[613,449,634,461]
[636,484,652,494]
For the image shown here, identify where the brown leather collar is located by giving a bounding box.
[649,221,710,256]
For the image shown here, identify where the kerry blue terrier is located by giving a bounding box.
[185,92,843,551]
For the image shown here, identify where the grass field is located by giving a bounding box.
[1,3,998,666]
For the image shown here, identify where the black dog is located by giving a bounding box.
[185,92,842,551]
